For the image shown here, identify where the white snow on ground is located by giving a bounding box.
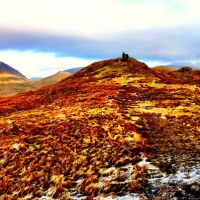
[36,154,200,199]
[38,160,144,200]
[97,194,141,200]
[71,194,141,200]
[162,167,200,185]
[114,195,140,200]
[39,197,54,200]
[138,153,200,186]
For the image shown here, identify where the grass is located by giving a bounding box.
[94,66,113,78]
[111,76,144,85]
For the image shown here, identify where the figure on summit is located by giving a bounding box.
[122,52,129,61]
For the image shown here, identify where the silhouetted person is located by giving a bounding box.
[122,52,129,61]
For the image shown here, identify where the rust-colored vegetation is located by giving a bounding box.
[152,65,200,84]
[0,58,199,199]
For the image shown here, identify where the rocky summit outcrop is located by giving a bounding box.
[0,57,199,199]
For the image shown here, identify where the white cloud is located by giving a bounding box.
[0,0,200,75]
[0,0,200,36]
[0,50,96,78]
[144,60,168,68]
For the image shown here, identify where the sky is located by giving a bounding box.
[0,0,200,78]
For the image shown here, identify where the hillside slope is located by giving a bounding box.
[152,65,200,84]
[34,71,71,87]
[0,71,71,96]
[0,61,27,84]
[65,67,83,73]
[0,58,199,199]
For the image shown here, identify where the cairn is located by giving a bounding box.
[122,52,129,61]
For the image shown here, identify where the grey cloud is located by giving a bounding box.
[0,24,200,66]
[105,25,200,62]
[0,28,97,58]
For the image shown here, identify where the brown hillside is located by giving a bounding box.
[152,66,176,72]
[0,61,27,84]
[0,71,71,96]
[34,71,71,87]
[152,65,200,84]
[0,58,199,199]
[0,73,27,84]
[0,61,26,78]
[75,57,156,78]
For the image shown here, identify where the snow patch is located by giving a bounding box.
[138,154,200,190]
[100,194,141,200]
[38,197,54,200]
[162,167,200,185]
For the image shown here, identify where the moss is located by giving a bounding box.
[112,77,143,85]
[95,66,112,78]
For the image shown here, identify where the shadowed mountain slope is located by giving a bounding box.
[64,67,83,73]
[0,58,199,199]
[0,61,26,78]
[0,61,27,84]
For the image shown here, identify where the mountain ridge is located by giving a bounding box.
[0,61,26,78]
[64,67,83,74]
[73,57,154,77]
[0,61,27,84]
[0,71,71,96]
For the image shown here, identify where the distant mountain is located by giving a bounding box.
[0,71,71,96]
[0,61,26,78]
[64,67,83,73]
[0,61,27,83]
[33,71,71,88]
[30,77,42,81]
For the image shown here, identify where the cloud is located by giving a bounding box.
[1,0,200,62]
[0,0,200,35]
[1,24,200,79]
[113,25,200,61]
[0,0,200,78]
[1,24,200,61]
[167,61,200,69]
[0,50,96,78]
[0,28,94,57]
